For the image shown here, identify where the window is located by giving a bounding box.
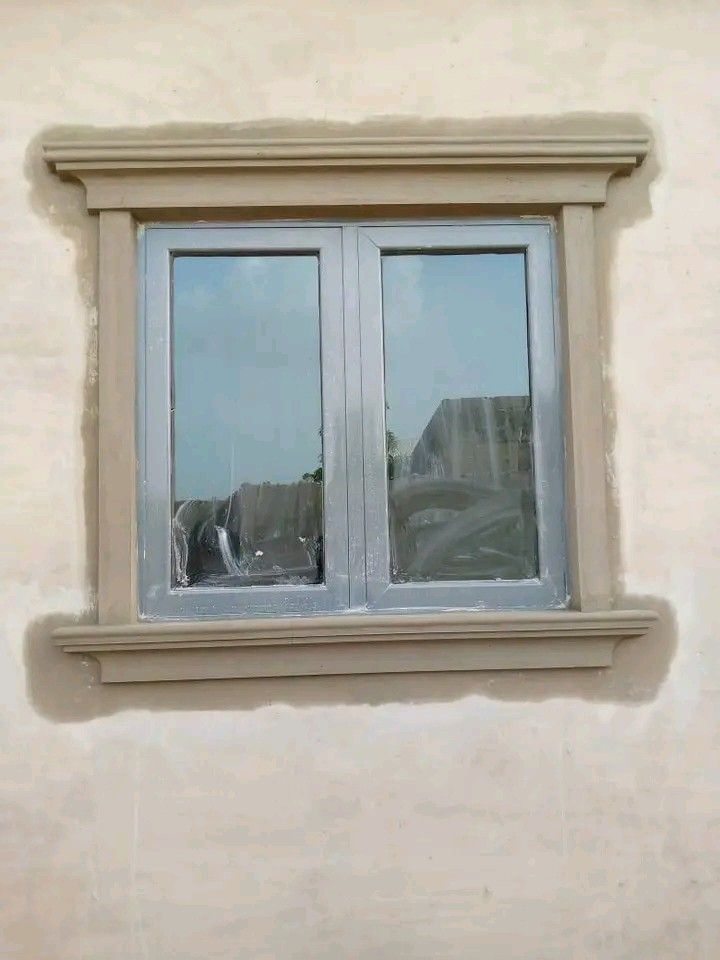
[45,129,657,681]
[140,222,566,620]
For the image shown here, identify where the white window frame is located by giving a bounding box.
[44,130,658,681]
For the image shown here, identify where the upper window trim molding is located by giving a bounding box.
[43,126,656,682]
[43,132,648,165]
[43,132,649,212]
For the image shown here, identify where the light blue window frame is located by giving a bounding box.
[139,226,350,619]
[357,222,566,611]
[138,220,566,620]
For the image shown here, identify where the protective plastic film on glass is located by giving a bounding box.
[381,251,538,584]
[171,254,324,589]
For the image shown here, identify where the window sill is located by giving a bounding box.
[53,610,657,683]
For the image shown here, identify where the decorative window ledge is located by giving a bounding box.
[54,610,657,683]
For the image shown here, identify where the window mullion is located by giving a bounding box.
[356,231,394,606]
[341,225,368,609]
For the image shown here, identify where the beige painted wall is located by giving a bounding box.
[2,2,719,957]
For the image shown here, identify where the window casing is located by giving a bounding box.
[44,129,657,681]
[140,220,566,620]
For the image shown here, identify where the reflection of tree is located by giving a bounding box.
[302,427,323,483]
[386,430,400,481]
[302,465,323,483]
[301,431,400,484]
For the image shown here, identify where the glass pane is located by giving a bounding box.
[382,251,538,583]
[171,255,324,589]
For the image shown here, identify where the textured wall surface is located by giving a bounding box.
[2,2,719,957]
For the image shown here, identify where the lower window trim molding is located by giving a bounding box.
[53,610,657,683]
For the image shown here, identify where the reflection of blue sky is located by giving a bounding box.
[173,251,530,500]
[173,255,322,499]
[382,252,530,445]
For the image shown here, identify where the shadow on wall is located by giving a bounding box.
[22,113,673,723]
[24,595,675,722]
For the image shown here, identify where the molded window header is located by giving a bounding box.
[42,129,649,213]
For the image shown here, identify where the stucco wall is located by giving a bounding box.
[2,2,719,957]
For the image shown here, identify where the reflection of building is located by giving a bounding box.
[409,396,533,488]
[173,482,323,587]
